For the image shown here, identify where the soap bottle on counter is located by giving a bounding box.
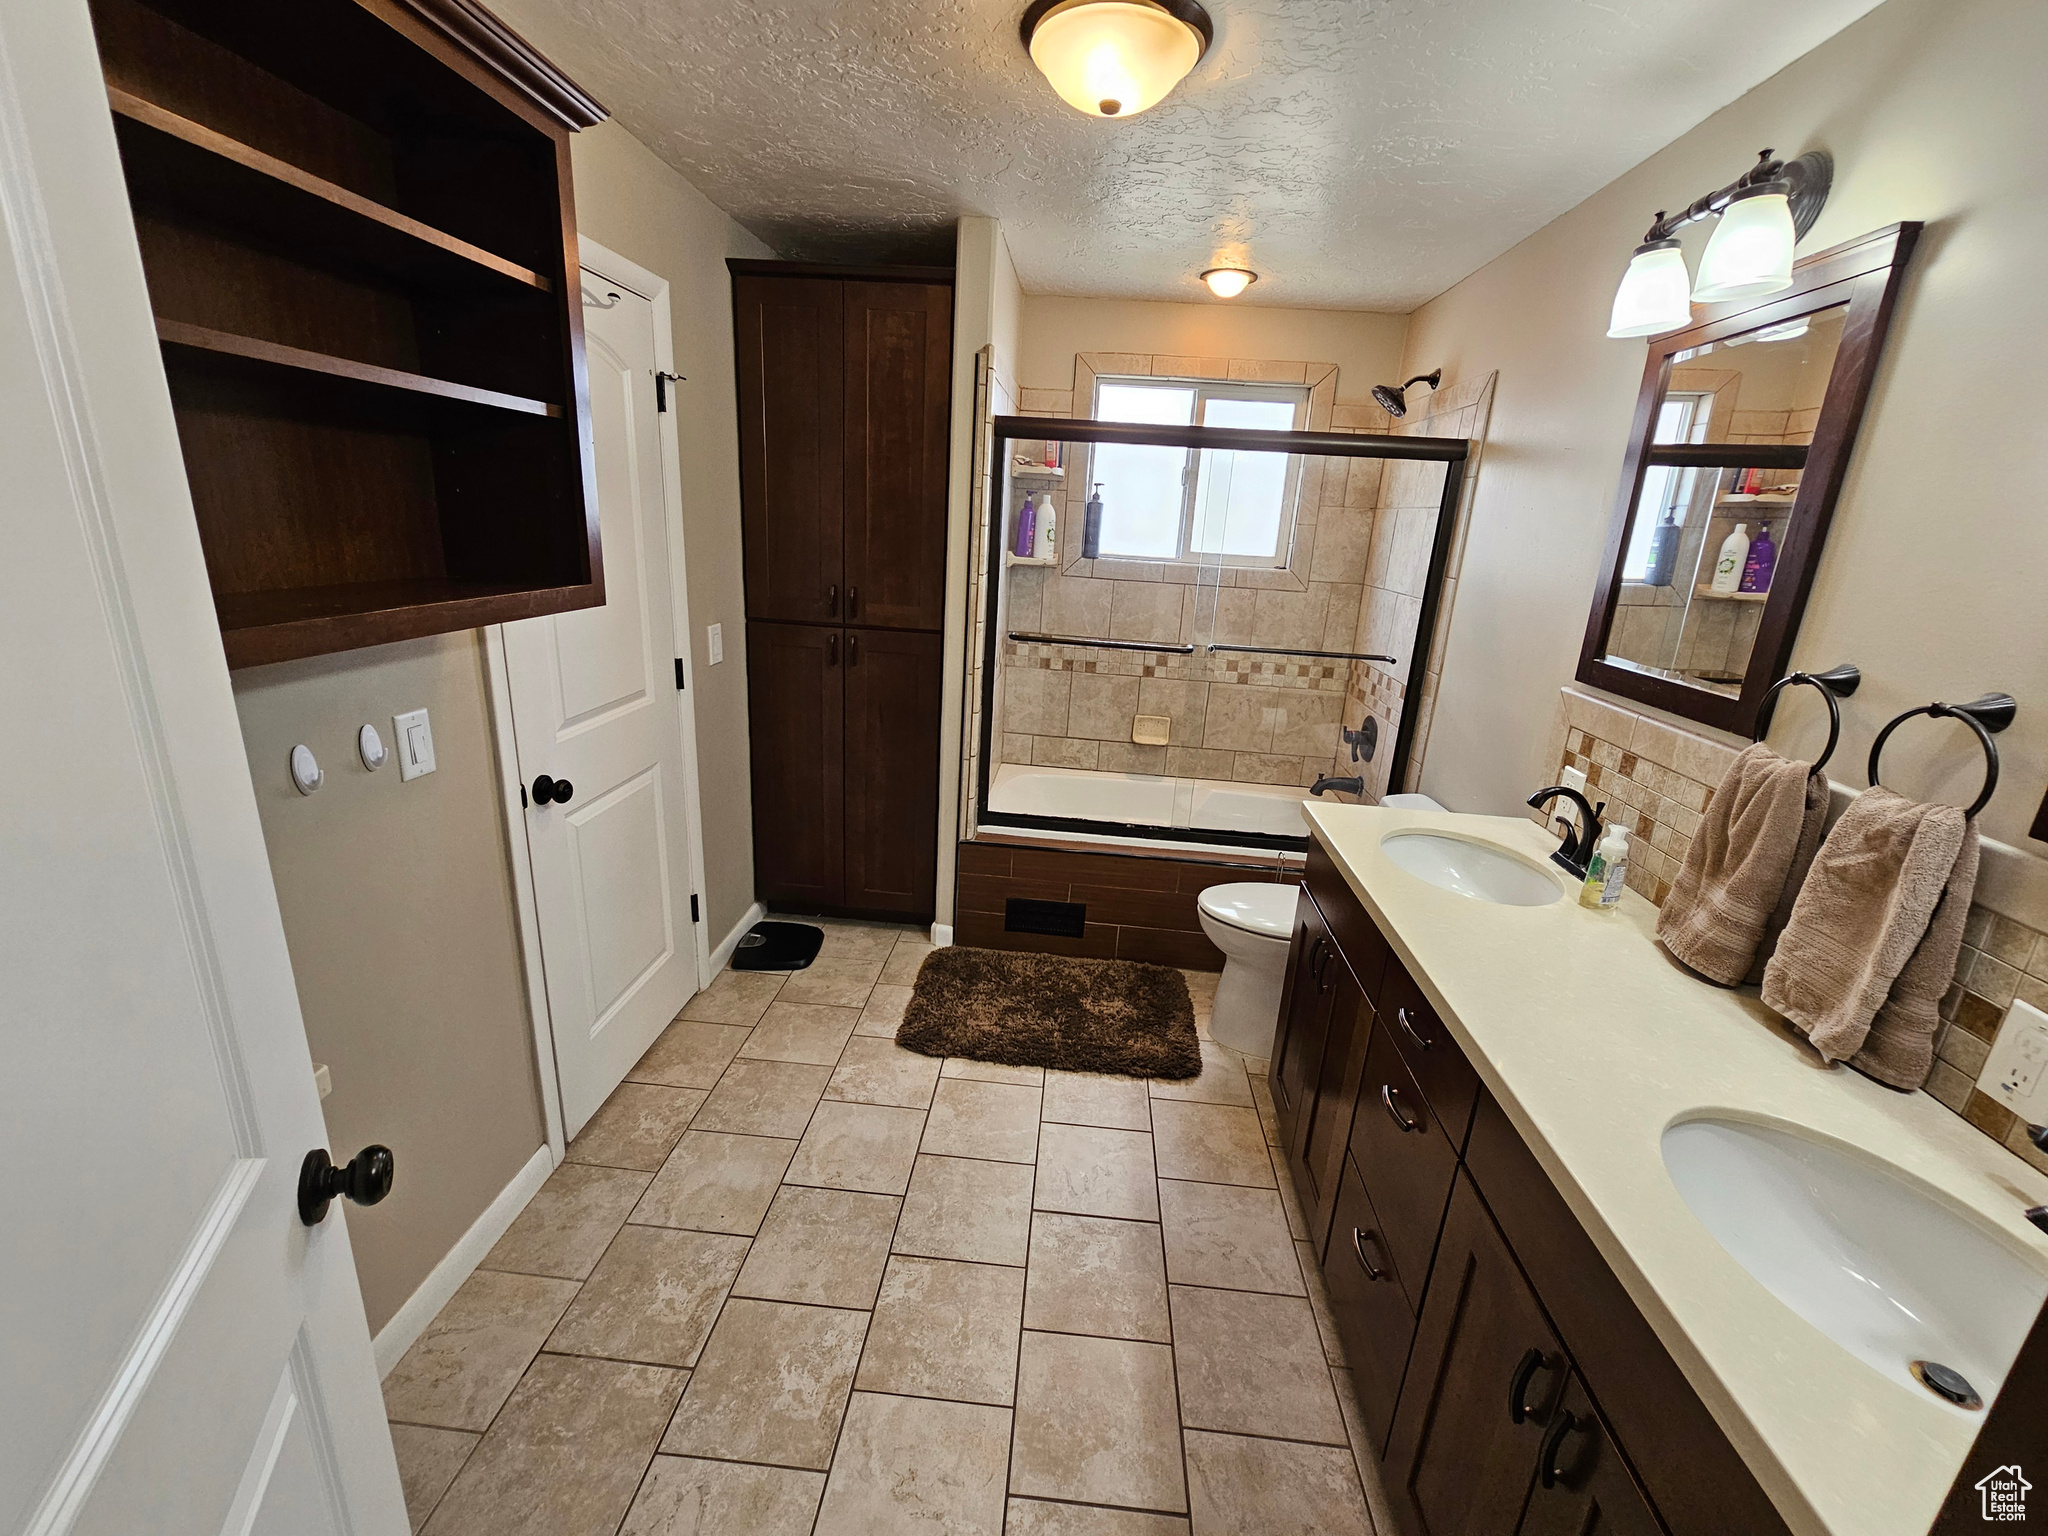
[1579,825,1631,910]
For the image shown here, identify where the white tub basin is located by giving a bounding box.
[1380,831,1562,906]
[1662,1116,2048,1410]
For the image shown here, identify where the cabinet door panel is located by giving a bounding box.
[1293,956,1371,1256]
[1349,1022,1460,1298]
[842,627,942,917]
[734,276,844,623]
[1272,895,1334,1145]
[1385,1172,1564,1536]
[843,281,950,631]
[1327,1155,1418,1454]
[1516,1374,1664,1536]
[745,621,844,909]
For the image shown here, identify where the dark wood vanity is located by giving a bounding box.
[1275,838,1794,1536]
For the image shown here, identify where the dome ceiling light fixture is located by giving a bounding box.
[1201,266,1255,298]
[1021,0,1213,119]
[1606,148,1832,339]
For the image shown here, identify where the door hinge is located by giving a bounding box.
[655,371,685,412]
[674,657,687,690]
[690,894,700,923]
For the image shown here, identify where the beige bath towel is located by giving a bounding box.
[1760,787,1977,1088]
[1657,743,1829,986]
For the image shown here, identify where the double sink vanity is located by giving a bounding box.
[1274,803,2048,1536]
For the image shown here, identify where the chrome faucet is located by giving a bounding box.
[1311,773,1365,798]
[1527,785,1605,880]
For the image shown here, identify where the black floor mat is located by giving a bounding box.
[729,921,825,971]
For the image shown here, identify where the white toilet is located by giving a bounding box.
[1196,882,1301,1059]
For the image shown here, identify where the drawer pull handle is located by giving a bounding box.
[1351,1226,1388,1282]
[828,583,839,616]
[1381,1083,1422,1134]
[1314,938,1333,992]
[1395,1005,1431,1051]
[1538,1409,1579,1489]
[1509,1346,1552,1424]
[828,633,839,666]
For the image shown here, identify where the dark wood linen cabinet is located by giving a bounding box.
[731,262,951,921]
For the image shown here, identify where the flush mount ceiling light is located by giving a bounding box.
[1022,0,1212,119]
[1606,149,1831,339]
[1201,266,1255,298]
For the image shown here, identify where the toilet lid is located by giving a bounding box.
[1197,882,1297,939]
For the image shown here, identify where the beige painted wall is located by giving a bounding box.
[233,635,543,1333]
[564,117,776,939]
[1403,0,2048,850]
[1019,295,1408,403]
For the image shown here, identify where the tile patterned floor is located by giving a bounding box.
[385,919,1385,1535]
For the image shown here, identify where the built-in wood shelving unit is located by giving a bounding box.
[92,0,607,667]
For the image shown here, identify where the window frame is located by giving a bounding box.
[1088,375,1311,567]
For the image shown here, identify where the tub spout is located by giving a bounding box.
[1310,774,1365,797]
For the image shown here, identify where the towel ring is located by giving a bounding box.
[1754,663,1861,771]
[1867,693,2016,820]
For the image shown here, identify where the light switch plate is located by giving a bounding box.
[707,623,724,665]
[1977,997,2048,1119]
[394,707,436,781]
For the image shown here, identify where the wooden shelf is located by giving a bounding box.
[1693,584,1770,603]
[214,578,590,668]
[157,318,560,420]
[109,89,551,297]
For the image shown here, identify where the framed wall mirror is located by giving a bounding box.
[1578,223,1920,734]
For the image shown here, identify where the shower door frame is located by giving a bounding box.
[977,415,1472,851]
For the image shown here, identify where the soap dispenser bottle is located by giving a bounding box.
[1580,824,1631,909]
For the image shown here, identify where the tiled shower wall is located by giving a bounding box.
[1541,685,2048,1180]
[1321,372,1498,804]
[998,352,1395,785]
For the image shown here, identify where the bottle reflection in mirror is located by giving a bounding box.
[1082,482,1105,560]
[1646,508,1680,587]
[1740,524,1777,593]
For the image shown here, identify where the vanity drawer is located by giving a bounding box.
[1347,1021,1460,1298]
[1305,838,1391,1003]
[1325,1154,1417,1453]
[1379,956,1479,1148]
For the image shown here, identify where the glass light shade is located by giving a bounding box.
[1028,0,1204,118]
[1607,242,1693,339]
[1202,267,1255,298]
[1692,186,1797,302]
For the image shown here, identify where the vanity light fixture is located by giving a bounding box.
[1606,149,1832,339]
[1022,0,1212,119]
[1201,265,1255,298]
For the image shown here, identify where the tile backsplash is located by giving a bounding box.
[1543,685,2048,1179]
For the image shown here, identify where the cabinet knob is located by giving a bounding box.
[531,774,573,806]
[298,1145,394,1225]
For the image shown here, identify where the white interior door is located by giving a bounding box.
[2,3,405,1530]
[503,272,702,1137]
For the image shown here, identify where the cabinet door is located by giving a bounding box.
[1348,1022,1460,1299]
[843,627,942,918]
[734,275,844,624]
[1516,1374,1664,1536]
[1327,1155,1418,1454]
[1292,950,1372,1258]
[745,621,844,909]
[1271,894,1334,1145]
[1385,1172,1566,1536]
[842,281,951,631]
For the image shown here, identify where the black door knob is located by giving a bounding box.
[531,774,574,806]
[299,1145,395,1225]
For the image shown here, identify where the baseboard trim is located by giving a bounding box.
[930,923,954,947]
[709,901,767,974]
[373,1144,554,1378]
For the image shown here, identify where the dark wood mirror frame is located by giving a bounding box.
[1577,222,1921,735]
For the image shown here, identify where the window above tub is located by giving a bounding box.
[1089,376,1311,566]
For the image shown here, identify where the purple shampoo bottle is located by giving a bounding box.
[1739,524,1777,593]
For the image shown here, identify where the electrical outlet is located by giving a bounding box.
[1977,998,2048,1120]
[1554,764,1590,839]
[707,623,724,665]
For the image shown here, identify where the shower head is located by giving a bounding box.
[1371,369,1442,419]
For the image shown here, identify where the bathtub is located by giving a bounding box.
[987,763,1314,841]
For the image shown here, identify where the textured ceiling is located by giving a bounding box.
[500,0,1886,310]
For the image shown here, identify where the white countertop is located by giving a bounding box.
[1303,802,2048,1536]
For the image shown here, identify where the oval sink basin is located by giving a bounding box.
[1663,1116,2048,1409]
[1381,832,1562,906]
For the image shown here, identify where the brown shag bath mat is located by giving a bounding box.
[898,947,1200,1079]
